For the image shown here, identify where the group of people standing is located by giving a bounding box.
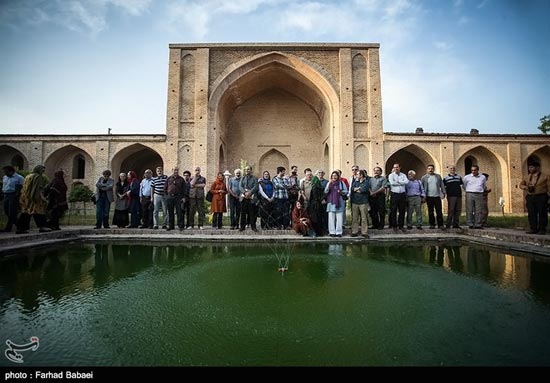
[93,166,205,231]
[387,163,493,231]
[2,165,68,233]
[2,160,548,236]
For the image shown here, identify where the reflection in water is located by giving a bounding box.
[429,246,444,266]
[444,245,463,272]
[1,241,550,366]
[467,247,491,276]
[0,241,548,311]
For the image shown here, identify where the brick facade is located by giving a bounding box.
[1,43,548,213]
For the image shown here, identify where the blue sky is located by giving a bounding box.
[0,0,548,135]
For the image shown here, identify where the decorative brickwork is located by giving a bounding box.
[0,43,548,214]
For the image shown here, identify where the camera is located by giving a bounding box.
[527,186,535,193]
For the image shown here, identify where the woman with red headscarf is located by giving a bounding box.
[291,200,316,237]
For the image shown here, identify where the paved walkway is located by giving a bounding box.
[1,225,549,256]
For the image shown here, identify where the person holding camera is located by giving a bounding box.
[520,160,550,234]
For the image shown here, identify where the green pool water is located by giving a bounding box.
[1,241,549,366]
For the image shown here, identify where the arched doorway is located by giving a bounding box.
[44,145,94,185]
[525,145,550,172]
[258,149,289,175]
[112,144,163,180]
[209,52,339,179]
[385,144,436,176]
[0,145,28,170]
[73,154,86,179]
[457,146,503,213]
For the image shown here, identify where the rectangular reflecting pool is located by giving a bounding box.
[1,241,549,366]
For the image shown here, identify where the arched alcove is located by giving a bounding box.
[44,145,94,186]
[180,53,195,123]
[525,145,550,172]
[259,149,289,175]
[72,154,86,179]
[385,144,437,176]
[209,51,339,177]
[457,146,504,213]
[112,144,163,180]
[0,145,28,170]
[352,53,368,138]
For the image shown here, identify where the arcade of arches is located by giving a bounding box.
[0,43,549,214]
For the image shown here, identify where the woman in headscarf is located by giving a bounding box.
[44,170,68,230]
[324,171,348,237]
[291,200,315,237]
[209,172,227,229]
[16,165,50,233]
[113,172,130,228]
[126,171,140,228]
[258,170,275,229]
[307,175,326,236]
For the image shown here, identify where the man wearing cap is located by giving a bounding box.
[520,160,550,234]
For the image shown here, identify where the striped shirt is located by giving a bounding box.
[443,174,463,197]
[152,175,168,195]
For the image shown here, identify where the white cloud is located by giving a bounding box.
[164,1,211,40]
[0,0,151,36]
[65,1,107,35]
[214,0,283,14]
[163,0,284,40]
[280,2,362,35]
[111,0,152,16]
[383,0,414,18]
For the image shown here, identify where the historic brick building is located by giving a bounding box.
[1,43,548,213]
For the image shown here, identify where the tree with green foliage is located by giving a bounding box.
[538,114,550,134]
[68,184,94,221]
[240,159,248,172]
[69,184,94,203]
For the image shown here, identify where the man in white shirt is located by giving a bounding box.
[462,165,487,229]
[388,163,409,231]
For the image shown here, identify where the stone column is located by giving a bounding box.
[95,140,110,181]
[339,48,354,172]
[194,48,210,180]
[368,48,384,172]
[506,142,523,214]
[166,48,181,143]
[28,141,44,170]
